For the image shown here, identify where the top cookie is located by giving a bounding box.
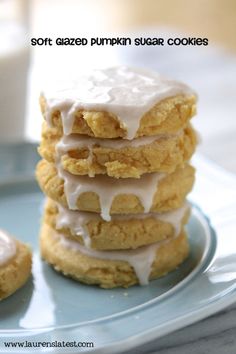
[40,66,196,140]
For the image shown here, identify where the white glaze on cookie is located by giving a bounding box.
[56,130,182,178]
[56,130,181,152]
[57,229,182,285]
[42,66,194,140]
[0,230,16,266]
[56,203,93,248]
[56,202,189,248]
[56,163,165,221]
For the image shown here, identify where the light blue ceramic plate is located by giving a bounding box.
[0,144,236,354]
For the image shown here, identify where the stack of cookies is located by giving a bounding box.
[36,66,197,288]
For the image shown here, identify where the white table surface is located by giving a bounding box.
[126,304,236,354]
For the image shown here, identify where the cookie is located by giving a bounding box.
[43,198,190,250]
[36,160,195,216]
[40,67,196,140]
[0,230,32,300]
[40,223,189,288]
[39,123,197,178]
[40,94,196,140]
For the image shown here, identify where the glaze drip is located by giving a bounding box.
[58,230,162,285]
[55,202,189,248]
[56,165,165,221]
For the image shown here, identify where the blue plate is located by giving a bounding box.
[0,144,236,354]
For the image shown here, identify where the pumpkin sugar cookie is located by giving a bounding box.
[36,160,195,217]
[43,198,190,251]
[40,67,196,140]
[39,123,197,178]
[40,223,189,288]
[0,230,32,300]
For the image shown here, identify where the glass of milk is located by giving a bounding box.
[0,0,30,142]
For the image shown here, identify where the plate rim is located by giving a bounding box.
[0,206,215,335]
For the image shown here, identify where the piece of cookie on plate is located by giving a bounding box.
[0,230,32,300]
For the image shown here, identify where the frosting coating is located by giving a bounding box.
[56,202,189,248]
[57,165,165,221]
[56,131,181,152]
[0,229,16,266]
[59,230,160,285]
[42,66,194,140]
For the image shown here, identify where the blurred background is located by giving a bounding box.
[1,0,236,171]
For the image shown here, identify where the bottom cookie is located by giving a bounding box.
[40,223,189,288]
[0,230,32,300]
